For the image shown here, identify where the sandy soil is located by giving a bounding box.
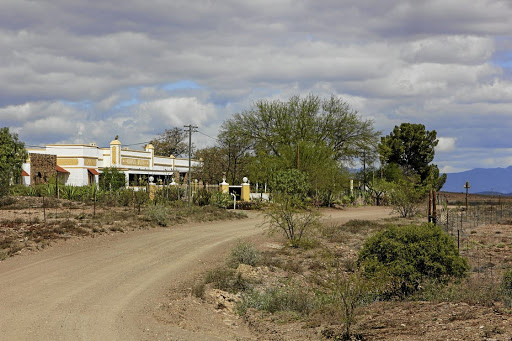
[0,206,393,341]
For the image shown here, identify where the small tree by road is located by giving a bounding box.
[0,127,27,197]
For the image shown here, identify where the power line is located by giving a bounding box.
[196,130,220,142]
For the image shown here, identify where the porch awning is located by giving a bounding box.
[56,165,70,173]
[21,170,29,176]
[87,168,100,176]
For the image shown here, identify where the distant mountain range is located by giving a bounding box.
[441,166,512,195]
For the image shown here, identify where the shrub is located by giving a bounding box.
[502,269,512,308]
[388,179,427,218]
[238,283,315,316]
[330,272,378,340]
[193,188,211,206]
[204,267,249,293]
[99,167,126,191]
[417,276,502,306]
[264,199,320,248]
[134,190,149,213]
[0,196,15,207]
[157,186,183,201]
[358,223,469,298]
[145,204,168,226]
[209,192,231,209]
[235,201,263,210]
[117,188,134,206]
[228,240,261,268]
[60,185,79,200]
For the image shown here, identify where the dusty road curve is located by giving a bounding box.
[0,207,392,341]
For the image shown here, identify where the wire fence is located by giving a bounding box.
[435,197,512,282]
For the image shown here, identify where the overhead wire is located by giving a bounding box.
[196,130,220,142]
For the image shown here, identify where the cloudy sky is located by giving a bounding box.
[1,0,511,173]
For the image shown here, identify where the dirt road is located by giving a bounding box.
[0,207,392,340]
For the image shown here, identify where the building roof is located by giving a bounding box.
[56,165,70,173]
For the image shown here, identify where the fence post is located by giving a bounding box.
[457,229,460,250]
[42,196,46,223]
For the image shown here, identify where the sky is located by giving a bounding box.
[1,0,511,173]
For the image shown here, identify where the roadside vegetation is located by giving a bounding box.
[190,217,512,340]
[0,188,246,260]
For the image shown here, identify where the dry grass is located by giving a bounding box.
[0,196,248,260]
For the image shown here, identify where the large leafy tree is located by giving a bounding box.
[379,123,446,189]
[0,127,28,196]
[225,94,379,163]
[220,95,379,192]
[217,121,253,184]
[149,127,188,157]
[194,146,227,184]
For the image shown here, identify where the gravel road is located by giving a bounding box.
[0,207,392,340]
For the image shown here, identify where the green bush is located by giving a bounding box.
[358,223,469,298]
[193,188,211,206]
[60,185,79,200]
[235,201,263,210]
[264,200,320,248]
[238,283,315,315]
[157,186,183,201]
[99,167,126,191]
[117,188,134,206]
[228,240,261,268]
[209,192,231,209]
[145,204,168,226]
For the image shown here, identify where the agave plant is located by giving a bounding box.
[61,185,78,200]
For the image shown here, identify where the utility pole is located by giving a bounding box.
[362,151,366,191]
[184,124,198,206]
[463,181,471,211]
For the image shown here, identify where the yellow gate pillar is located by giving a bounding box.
[220,176,229,194]
[241,177,250,202]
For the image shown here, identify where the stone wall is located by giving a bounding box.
[30,153,56,185]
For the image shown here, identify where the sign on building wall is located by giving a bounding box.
[121,158,150,167]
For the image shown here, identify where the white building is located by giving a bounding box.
[22,138,200,187]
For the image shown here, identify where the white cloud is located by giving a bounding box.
[436,137,457,153]
[0,0,511,172]
[401,36,494,65]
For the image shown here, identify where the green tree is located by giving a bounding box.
[99,167,126,191]
[150,127,188,157]
[379,123,446,189]
[226,94,379,163]
[218,120,253,184]
[366,177,392,206]
[194,146,227,184]
[388,176,427,218]
[221,95,379,198]
[269,169,310,201]
[0,127,28,196]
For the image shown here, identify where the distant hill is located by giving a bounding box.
[441,166,512,194]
